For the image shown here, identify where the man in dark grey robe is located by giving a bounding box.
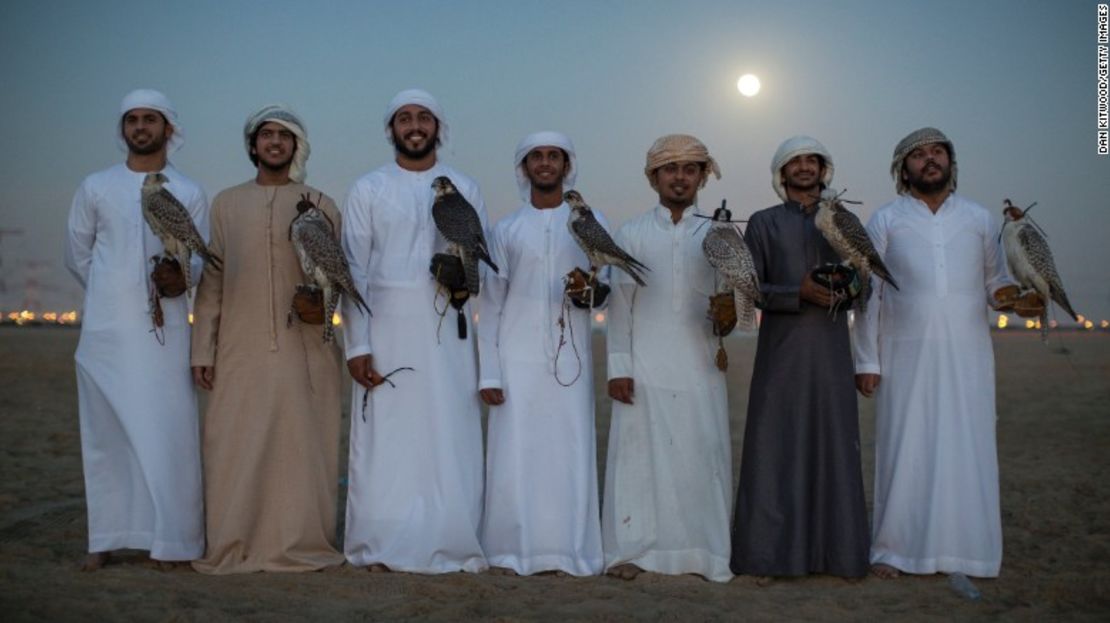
[729,136,869,579]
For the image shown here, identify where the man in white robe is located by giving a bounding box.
[853,127,1014,579]
[477,132,607,576]
[341,89,487,574]
[64,89,206,570]
[603,134,732,583]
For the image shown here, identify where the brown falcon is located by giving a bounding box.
[563,190,649,286]
[1001,199,1078,333]
[431,175,498,296]
[141,172,222,289]
[814,188,898,312]
[290,193,371,343]
[702,205,761,331]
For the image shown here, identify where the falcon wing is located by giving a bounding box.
[704,227,761,303]
[570,212,647,271]
[1018,224,1077,320]
[832,208,898,290]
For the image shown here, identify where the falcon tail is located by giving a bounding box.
[344,287,372,317]
[869,258,899,291]
[198,249,224,272]
[1051,286,1079,322]
[619,262,647,287]
[476,244,499,274]
[464,253,481,296]
[734,289,757,332]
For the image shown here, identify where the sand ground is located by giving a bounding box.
[0,326,1107,621]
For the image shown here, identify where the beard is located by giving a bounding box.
[392,126,437,160]
[906,163,952,194]
[123,130,167,156]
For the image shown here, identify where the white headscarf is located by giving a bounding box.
[770,135,834,202]
[116,88,184,154]
[513,131,577,203]
[382,88,449,149]
[243,104,310,183]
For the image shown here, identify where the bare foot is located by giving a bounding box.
[488,566,518,576]
[367,563,391,573]
[606,564,642,581]
[80,552,110,572]
[871,563,900,579]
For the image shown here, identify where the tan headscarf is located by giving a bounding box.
[644,134,721,191]
[890,127,957,195]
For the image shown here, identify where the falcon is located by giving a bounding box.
[703,205,761,331]
[563,190,648,286]
[431,176,498,295]
[814,188,898,311]
[1001,199,1079,331]
[141,172,222,289]
[290,193,371,343]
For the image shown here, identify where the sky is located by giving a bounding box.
[1,0,1107,322]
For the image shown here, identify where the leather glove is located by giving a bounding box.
[992,285,1046,318]
[565,267,610,309]
[430,253,468,292]
[292,285,326,324]
[708,292,738,337]
[811,264,862,312]
[151,258,187,298]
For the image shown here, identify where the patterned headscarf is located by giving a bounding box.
[643,134,721,191]
[243,104,310,183]
[891,127,957,195]
[117,88,184,154]
[513,131,577,203]
[382,88,449,149]
[770,135,833,202]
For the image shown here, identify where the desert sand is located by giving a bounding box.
[0,326,1107,621]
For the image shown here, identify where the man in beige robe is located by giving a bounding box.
[190,105,345,574]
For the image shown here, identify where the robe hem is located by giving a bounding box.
[870,551,1000,578]
[89,532,203,560]
[605,548,733,583]
[487,553,602,577]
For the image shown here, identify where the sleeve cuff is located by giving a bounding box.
[478,378,502,391]
[345,345,372,361]
[854,363,881,375]
[607,352,633,380]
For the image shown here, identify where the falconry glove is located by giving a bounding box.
[708,292,738,337]
[811,264,862,313]
[430,253,472,338]
[993,285,1046,318]
[151,257,187,298]
[291,285,326,325]
[565,267,610,309]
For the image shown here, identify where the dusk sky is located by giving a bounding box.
[2,0,1107,323]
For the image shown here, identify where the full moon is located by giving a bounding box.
[737,74,761,97]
